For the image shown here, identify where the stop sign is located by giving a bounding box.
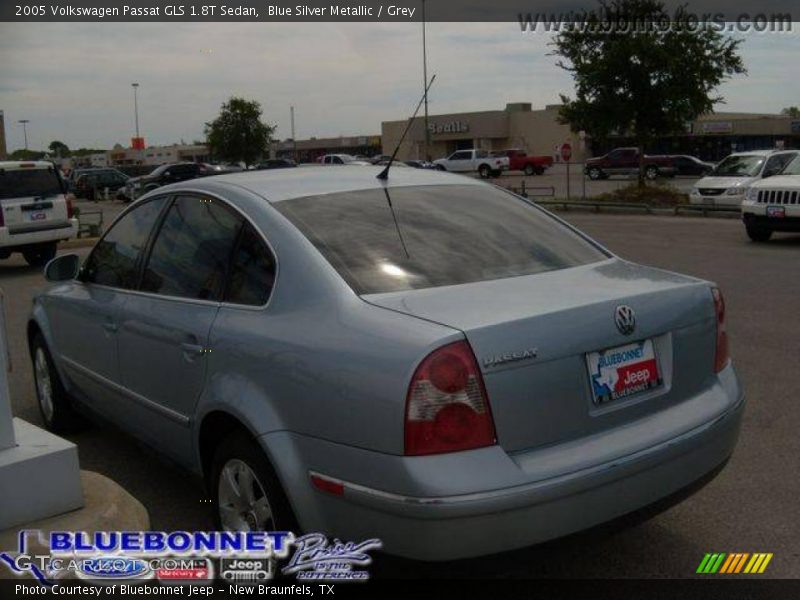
[560,142,572,162]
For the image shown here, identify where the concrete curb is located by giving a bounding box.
[60,238,98,250]
[0,470,150,558]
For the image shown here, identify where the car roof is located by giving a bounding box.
[176,164,484,203]
[0,160,57,170]
[728,149,796,157]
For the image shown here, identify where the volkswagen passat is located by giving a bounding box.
[29,166,744,560]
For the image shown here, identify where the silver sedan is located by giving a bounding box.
[29,166,744,560]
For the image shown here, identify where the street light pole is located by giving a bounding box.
[18,120,29,151]
[422,0,430,161]
[131,83,140,139]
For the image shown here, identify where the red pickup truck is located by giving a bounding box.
[584,147,676,180]
[492,149,553,175]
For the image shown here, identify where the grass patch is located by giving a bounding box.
[594,183,689,207]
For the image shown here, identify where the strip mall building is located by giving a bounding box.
[380,103,800,163]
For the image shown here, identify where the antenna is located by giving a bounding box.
[377,74,436,180]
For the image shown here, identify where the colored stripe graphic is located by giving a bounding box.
[697,552,774,575]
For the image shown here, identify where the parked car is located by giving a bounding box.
[741,153,800,242]
[404,160,437,169]
[370,155,393,165]
[65,167,105,192]
[30,166,743,561]
[433,149,510,178]
[74,168,129,201]
[122,162,221,201]
[690,150,799,207]
[584,147,676,180]
[670,155,716,177]
[256,159,297,170]
[319,154,371,165]
[493,149,553,175]
[0,161,78,266]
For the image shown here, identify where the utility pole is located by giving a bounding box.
[18,120,29,151]
[422,0,430,161]
[290,105,297,161]
[131,83,140,139]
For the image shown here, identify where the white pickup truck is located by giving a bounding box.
[433,149,509,178]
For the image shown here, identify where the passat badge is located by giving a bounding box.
[483,348,538,368]
[614,305,636,336]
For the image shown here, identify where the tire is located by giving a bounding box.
[645,166,659,180]
[746,225,772,242]
[436,165,446,171]
[588,167,603,180]
[30,333,83,433]
[22,242,57,267]
[210,432,298,533]
[524,164,535,176]
[478,164,491,179]
[534,166,545,176]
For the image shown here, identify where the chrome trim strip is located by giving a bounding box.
[60,355,190,426]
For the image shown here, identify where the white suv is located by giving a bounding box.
[0,161,78,266]
[741,154,800,242]
[690,149,798,207]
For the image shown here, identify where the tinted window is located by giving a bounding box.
[0,167,62,199]
[225,224,276,306]
[141,196,242,300]
[450,151,470,160]
[275,185,607,294]
[82,197,167,288]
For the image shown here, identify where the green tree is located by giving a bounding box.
[204,97,275,168]
[552,0,746,186]
[781,106,799,118]
[48,140,70,157]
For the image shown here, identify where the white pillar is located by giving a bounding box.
[0,291,15,451]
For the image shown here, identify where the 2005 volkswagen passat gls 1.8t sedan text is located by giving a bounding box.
[29,166,744,560]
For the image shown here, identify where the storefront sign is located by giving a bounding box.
[701,121,734,134]
[428,121,469,135]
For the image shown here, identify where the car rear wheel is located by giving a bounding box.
[210,432,297,533]
[645,166,659,180]
[478,164,491,179]
[588,167,603,180]
[524,164,535,176]
[23,242,57,267]
[31,333,83,433]
[746,225,773,242]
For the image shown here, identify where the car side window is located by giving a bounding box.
[81,197,168,289]
[224,223,277,306]
[140,195,242,301]
[451,151,469,160]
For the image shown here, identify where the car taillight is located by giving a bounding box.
[65,194,75,219]
[404,340,496,456]
[712,287,730,373]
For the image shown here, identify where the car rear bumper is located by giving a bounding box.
[0,219,78,249]
[262,364,744,561]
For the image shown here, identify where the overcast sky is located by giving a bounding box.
[0,22,798,152]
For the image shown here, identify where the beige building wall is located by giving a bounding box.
[0,111,7,160]
[381,104,588,162]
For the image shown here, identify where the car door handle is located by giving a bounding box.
[102,322,118,333]
[181,342,205,356]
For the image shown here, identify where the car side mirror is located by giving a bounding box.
[44,253,80,282]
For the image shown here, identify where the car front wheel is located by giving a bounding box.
[587,167,603,180]
[31,333,83,433]
[23,242,57,267]
[210,432,297,533]
[645,166,659,180]
[524,164,535,176]
[746,225,773,242]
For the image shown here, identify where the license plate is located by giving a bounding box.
[29,211,48,221]
[767,205,785,218]
[586,339,662,405]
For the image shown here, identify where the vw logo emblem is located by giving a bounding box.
[614,305,636,335]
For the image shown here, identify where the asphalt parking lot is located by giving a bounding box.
[1,212,798,578]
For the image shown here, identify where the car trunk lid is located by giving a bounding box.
[364,259,718,453]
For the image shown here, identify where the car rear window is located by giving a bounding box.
[0,166,63,200]
[275,184,607,294]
